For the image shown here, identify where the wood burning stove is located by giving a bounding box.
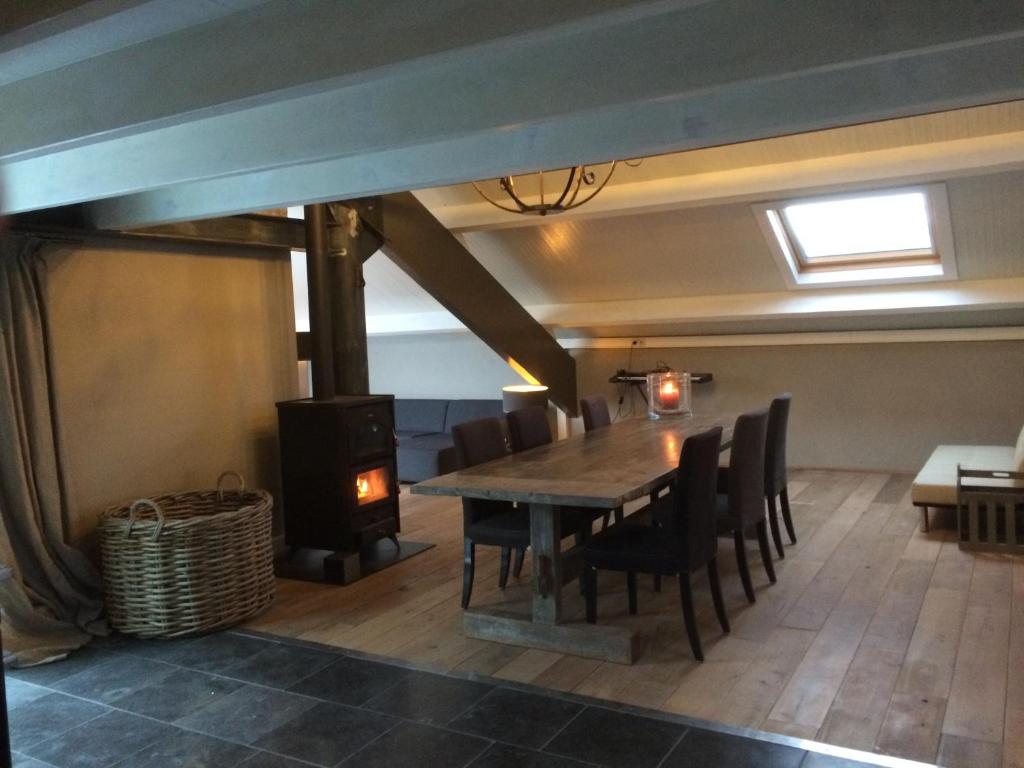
[276,395,400,582]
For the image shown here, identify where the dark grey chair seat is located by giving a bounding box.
[583,426,728,661]
[583,523,683,572]
[455,416,591,609]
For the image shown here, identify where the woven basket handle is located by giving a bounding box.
[127,499,165,540]
[217,471,246,501]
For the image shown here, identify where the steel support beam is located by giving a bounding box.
[304,203,335,400]
[325,204,373,394]
[348,193,578,415]
[0,1,1020,225]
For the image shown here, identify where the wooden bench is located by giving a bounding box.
[956,467,1024,553]
[912,429,1024,532]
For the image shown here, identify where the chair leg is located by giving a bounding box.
[512,547,526,578]
[627,571,638,615]
[601,511,611,531]
[653,574,662,592]
[585,565,598,624]
[734,530,756,603]
[462,540,476,609]
[767,493,785,560]
[499,546,512,589]
[707,557,730,634]
[755,519,777,584]
[678,572,704,662]
[780,486,797,544]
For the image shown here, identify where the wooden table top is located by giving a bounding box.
[411,413,734,509]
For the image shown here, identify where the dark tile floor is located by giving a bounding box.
[4,630,925,768]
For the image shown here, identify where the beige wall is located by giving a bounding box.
[44,239,297,542]
[573,340,1024,473]
[369,332,1024,473]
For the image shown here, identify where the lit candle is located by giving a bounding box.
[660,379,679,410]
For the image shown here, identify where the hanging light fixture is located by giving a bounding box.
[472,161,618,216]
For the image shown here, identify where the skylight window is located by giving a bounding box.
[754,184,956,288]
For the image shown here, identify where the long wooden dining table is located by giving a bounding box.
[411,413,734,664]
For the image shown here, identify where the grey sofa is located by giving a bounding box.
[395,399,505,482]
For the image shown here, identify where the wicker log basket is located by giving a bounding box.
[98,472,275,638]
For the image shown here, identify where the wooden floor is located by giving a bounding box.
[245,470,1024,768]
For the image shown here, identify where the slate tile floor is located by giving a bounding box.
[4,630,926,768]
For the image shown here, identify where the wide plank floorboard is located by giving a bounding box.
[245,469,1024,764]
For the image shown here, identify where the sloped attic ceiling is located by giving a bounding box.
[363,103,1024,338]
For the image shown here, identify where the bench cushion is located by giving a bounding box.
[911,445,1017,507]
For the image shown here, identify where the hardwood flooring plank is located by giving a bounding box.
[817,646,903,751]
[709,627,816,729]
[860,558,935,654]
[895,587,969,701]
[240,470,1019,762]
[1003,708,1024,768]
[531,655,603,693]
[453,642,527,677]
[930,532,976,592]
[943,603,1010,744]
[938,733,1003,768]
[493,649,562,683]
[876,692,946,764]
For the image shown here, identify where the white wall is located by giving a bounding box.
[368,332,521,399]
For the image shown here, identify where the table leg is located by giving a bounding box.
[462,502,638,663]
[530,503,562,624]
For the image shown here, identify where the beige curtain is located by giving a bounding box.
[0,235,105,666]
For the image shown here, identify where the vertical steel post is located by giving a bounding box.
[331,248,370,395]
[304,203,335,400]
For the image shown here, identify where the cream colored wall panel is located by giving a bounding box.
[45,240,298,541]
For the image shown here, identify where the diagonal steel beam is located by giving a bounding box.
[347,193,577,415]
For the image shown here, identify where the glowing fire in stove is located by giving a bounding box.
[355,467,390,505]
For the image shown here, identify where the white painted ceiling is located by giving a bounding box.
[364,103,1024,338]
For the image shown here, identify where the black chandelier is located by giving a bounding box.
[472,161,618,216]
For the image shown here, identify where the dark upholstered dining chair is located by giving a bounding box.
[452,417,525,608]
[717,408,774,603]
[578,394,624,528]
[766,394,797,553]
[582,426,728,661]
[453,416,590,608]
[718,394,795,560]
[580,394,612,432]
[507,406,612,549]
[506,405,552,453]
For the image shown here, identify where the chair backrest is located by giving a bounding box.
[727,408,770,528]
[452,417,509,469]
[507,406,552,453]
[580,394,612,432]
[452,417,512,524]
[669,426,723,570]
[765,394,791,495]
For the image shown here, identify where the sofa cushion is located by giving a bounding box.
[394,399,449,435]
[402,433,456,451]
[911,445,1018,507]
[396,429,437,440]
[443,399,505,433]
[396,433,457,483]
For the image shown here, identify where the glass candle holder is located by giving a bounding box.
[647,371,691,419]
